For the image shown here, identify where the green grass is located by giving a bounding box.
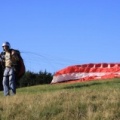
[0,78,120,120]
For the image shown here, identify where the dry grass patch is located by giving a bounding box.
[0,78,120,120]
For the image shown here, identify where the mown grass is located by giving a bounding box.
[0,78,120,120]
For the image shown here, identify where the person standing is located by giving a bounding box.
[0,42,19,96]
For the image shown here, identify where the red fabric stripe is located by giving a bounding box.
[55,63,120,75]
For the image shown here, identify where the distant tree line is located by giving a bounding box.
[17,70,53,88]
[0,68,53,90]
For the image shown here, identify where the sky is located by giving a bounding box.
[0,0,120,74]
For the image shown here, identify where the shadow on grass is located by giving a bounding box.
[63,78,120,90]
[17,78,120,94]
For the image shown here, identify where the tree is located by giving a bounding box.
[17,70,53,88]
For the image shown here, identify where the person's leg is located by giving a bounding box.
[9,68,16,95]
[2,68,9,96]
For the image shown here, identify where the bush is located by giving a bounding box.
[17,70,53,88]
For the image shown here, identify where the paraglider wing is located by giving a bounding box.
[51,63,120,84]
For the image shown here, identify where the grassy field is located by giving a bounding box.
[0,78,120,120]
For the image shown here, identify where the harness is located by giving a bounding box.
[0,49,25,79]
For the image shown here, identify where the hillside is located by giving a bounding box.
[0,78,120,120]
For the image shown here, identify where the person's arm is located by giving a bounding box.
[0,52,5,60]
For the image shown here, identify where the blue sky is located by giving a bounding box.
[0,0,120,73]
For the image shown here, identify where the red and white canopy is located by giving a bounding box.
[51,63,120,84]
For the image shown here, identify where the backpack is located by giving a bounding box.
[1,49,26,80]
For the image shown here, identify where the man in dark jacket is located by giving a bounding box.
[0,42,19,96]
